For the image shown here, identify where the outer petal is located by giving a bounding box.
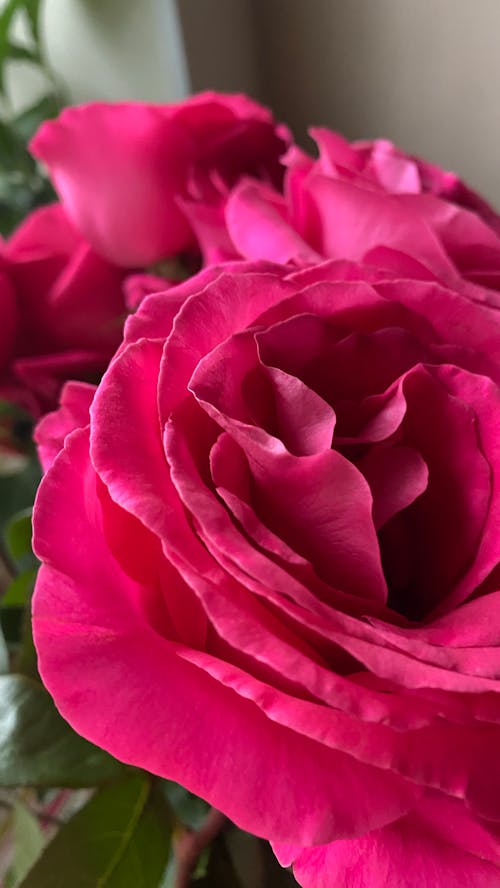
[226,180,321,264]
[34,380,96,471]
[275,794,500,888]
[32,428,420,846]
[31,104,194,266]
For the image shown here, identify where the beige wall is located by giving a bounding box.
[181,0,500,207]
[43,0,189,103]
[6,0,500,207]
[178,0,260,98]
[5,0,188,111]
[253,0,500,206]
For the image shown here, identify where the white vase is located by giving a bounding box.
[5,0,190,111]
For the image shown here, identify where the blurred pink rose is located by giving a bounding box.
[298,129,500,230]
[0,203,126,414]
[31,92,290,267]
[226,130,500,298]
[33,258,500,887]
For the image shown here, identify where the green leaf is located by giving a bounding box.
[0,674,126,787]
[3,509,35,569]
[160,780,210,830]
[195,833,241,887]
[6,41,39,64]
[0,0,25,94]
[19,776,173,888]
[22,0,41,43]
[0,620,9,672]
[211,829,298,888]
[0,0,22,45]
[2,568,36,608]
[0,458,41,531]
[0,120,34,174]
[7,801,45,887]
[12,94,59,142]
[12,600,38,679]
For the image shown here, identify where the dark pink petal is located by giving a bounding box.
[426,366,500,615]
[0,269,17,371]
[261,363,336,455]
[179,197,239,264]
[123,263,287,349]
[123,273,169,311]
[393,365,492,617]
[158,270,294,423]
[186,325,336,456]
[33,428,420,846]
[42,242,125,352]
[4,203,80,260]
[191,365,387,602]
[374,280,500,382]
[358,445,429,529]
[12,350,105,415]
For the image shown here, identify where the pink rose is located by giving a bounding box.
[297,129,500,231]
[0,203,127,414]
[226,130,500,294]
[33,258,500,886]
[30,92,290,267]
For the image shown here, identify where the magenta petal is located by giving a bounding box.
[31,104,194,265]
[261,363,336,455]
[307,176,457,278]
[359,445,429,529]
[34,380,96,471]
[226,180,321,263]
[193,369,387,601]
[33,428,420,846]
[180,197,239,264]
[123,273,170,311]
[0,269,17,371]
[4,203,80,260]
[12,350,104,414]
[428,366,500,614]
[158,270,294,423]
[276,794,500,888]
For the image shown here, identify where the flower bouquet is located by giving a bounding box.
[2,77,500,888]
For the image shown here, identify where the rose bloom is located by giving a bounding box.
[31,92,290,267]
[224,129,500,290]
[33,250,500,886]
[0,203,126,415]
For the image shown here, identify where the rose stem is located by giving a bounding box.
[173,807,226,888]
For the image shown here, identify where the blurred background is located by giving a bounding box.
[4,0,500,202]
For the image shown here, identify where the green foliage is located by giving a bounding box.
[0,500,39,659]
[18,776,173,888]
[0,619,9,672]
[0,0,42,93]
[161,780,210,831]
[2,568,36,609]
[3,509,35,570]
[0,458,41,534]
[5,801,45,887]
[201,828,298,887]
[0,0,61,235]
[0,675,126,787]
